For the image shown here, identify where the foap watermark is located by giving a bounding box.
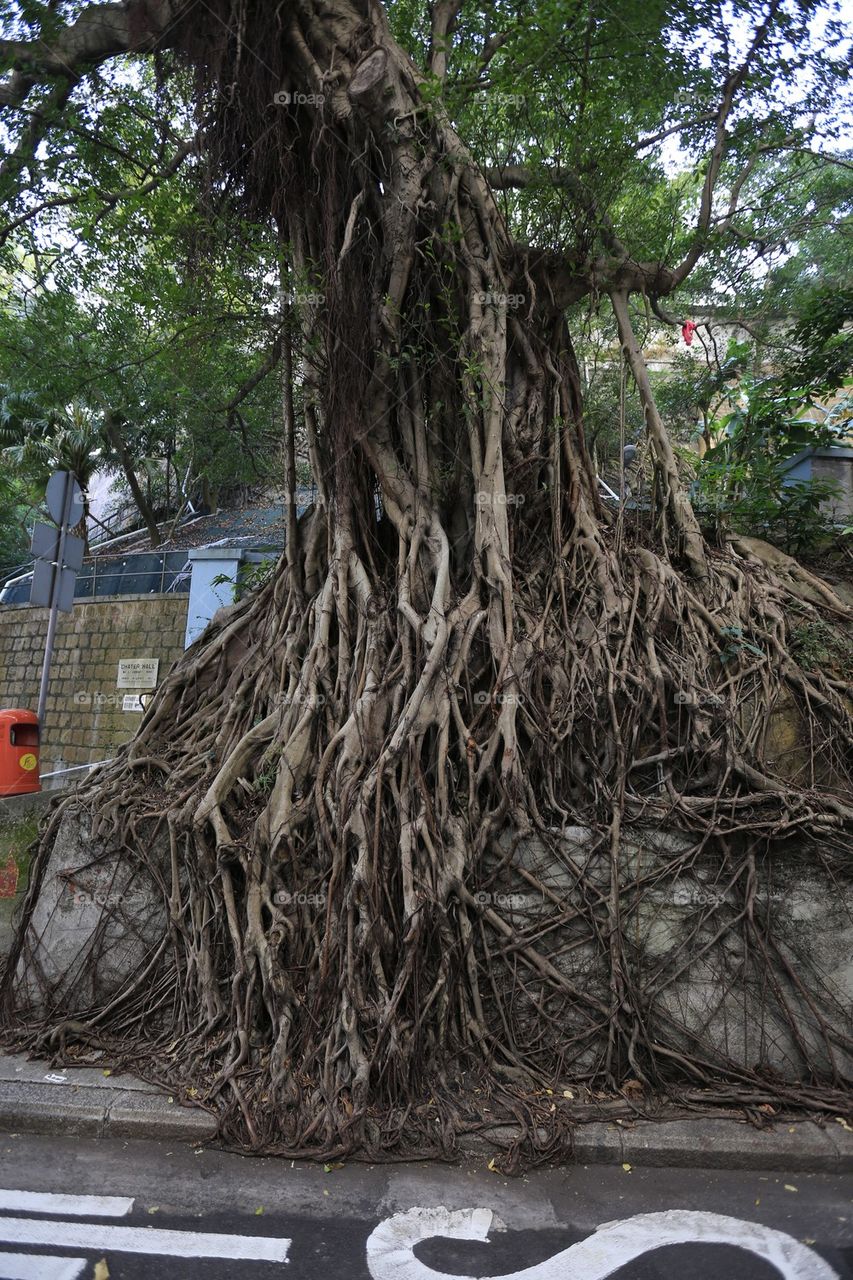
[65,884,150,910]
[475,290,526,309]
[473,690,524,706]
[273,89,325,108]
[472,890,527,909]
[278,287,325,308]
[73,690,152,709]
[674,690,724,707]
[274,890,325,907]
[275,691,327,709]
[491,92,526,109]
[474,492,525,507]
[671,885,727,908]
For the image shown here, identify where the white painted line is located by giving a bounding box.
[0,1191,134,1218]
[0,1218,291,1264]
[0,1253,86,1280]
[365,1206,840,1280]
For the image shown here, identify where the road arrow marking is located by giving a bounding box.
[366,1207,839,1280]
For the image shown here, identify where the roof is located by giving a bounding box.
[89,493,316,558]
[778,446,853,474]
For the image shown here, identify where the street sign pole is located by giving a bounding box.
[36,474,77,725]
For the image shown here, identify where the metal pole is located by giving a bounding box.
[36,473,74,725]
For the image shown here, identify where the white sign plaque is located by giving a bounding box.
[116,658,159,689]
[121,694,146,712]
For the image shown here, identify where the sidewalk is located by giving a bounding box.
[0,1053,850,1171]
[0,1053,216,1142]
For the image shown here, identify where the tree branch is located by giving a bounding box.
[428,0,463,82]
[485,164,627,258]
[671,0,785,289]
[610,289,708,581]
[0,133,199,244]
[224,332,284,418]
[0,0,185,98]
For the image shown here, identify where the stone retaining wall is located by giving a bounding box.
[0,595,188,776]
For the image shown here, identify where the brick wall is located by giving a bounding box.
[0,595,188,776]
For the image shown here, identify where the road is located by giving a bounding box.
[0,1131,849,1278]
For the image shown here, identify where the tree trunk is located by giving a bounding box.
[102,412,161,547]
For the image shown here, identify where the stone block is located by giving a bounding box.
[620,1118,840,1172]
[14,807,168,1016]
[0,1081,105,1136]
[106,1091,218,1140]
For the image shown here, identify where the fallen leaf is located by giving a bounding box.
[102,1069,112,1078]
[562,1090,574,1099]
[487,1157,498,1172]
[784,1185,798,1193]
[187,1086,198,1099]
[755,1199,761,1206]
[255,1206,264,1215]
[323,1162,344,1173]
[545,1088,553,1096]
[622,1162,632,1173]
[93,1261,109,1280]
[835,1116,853,1133]
[802,1238,816,1245]
[147,1206,159,1215]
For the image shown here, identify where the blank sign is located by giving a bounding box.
[45,471,84,527]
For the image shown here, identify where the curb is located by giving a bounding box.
[1,1094,849,1171]
[466,1115,853,1173]
[0,1055,849,1171]
[0,1080,217,1143]
[601,1116,852,1173]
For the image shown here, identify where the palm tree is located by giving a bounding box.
[0,391,106,553]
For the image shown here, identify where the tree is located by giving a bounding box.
[0,465,30,577]
[0,124,286,540]
[0,391,112,549]
[1,0,852,1159]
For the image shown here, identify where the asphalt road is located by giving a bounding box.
[0,1131,849,1279]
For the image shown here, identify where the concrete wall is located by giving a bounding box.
[17,810,853,1086]
[813,454,853,520]
[0,595,188,776]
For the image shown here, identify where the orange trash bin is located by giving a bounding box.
[0,709,41,796]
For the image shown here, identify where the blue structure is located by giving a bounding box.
[778,446,853,521]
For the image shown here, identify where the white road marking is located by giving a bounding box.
[42,1075,68,1085]
[0,1254,86,1280]
[0,1219,291,1263]
[365,1206,840,1280]
[0,1191,133,1217]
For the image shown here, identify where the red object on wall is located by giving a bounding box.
[0,853,18,899]
[0,709,41,796]
[681,320,697,346]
